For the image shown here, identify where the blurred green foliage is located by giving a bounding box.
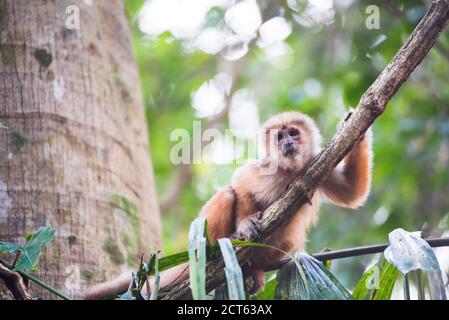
[125,0,449,289]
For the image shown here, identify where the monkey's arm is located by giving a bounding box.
[320,130,372,209]
[199,187,237,243]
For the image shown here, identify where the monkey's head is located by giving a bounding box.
[261,112,322,171]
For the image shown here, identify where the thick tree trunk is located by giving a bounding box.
[0,0,162,299]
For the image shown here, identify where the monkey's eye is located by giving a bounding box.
[288,128,299,137]
[277,132,283,141]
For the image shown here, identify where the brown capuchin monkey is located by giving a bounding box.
[83,111,372,299]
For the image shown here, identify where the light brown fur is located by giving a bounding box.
[82,111,372,299]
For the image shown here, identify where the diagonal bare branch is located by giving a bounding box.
[163,0,449,300]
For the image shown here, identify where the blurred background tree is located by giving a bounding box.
[125,0,449,291]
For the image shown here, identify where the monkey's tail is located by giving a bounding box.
[81,262,189,300]
[154,262,189,291]
[82,271,131,300]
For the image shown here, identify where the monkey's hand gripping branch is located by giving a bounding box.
[163,0,449,300]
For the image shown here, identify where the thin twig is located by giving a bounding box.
[0,259,71,300]
[264,237,449,271]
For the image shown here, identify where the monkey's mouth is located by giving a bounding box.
[282,146,297,157]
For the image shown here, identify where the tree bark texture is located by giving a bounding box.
[0,262,31,300]
[0,0,162,298]
[164,0,449,300]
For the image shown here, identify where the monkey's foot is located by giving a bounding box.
[231,211,263,241]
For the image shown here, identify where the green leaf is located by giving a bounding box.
[118,251,163,300]
[0,242,23,255]
[119,291,134,300]
[231,239,279,250]
[352,264,378,300]
[188,218,207,300]
[13,227,55,271]
[109,194,139,230]
[135,254,152,299]
[157,251,189,272]
[385,229,440,273]
[150,252,161,300]
[353,257,399,300]
[204,220,219,259]
[373,260,399,300]
[218,238,246,300]
[0,122,7,129]
[251,278,277,300]
[384,228,447,300]
[275,252,353,300]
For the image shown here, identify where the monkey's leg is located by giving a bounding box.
[230,212,265,295]
[242,266,265,295]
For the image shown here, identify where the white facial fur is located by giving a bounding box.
[262,112,322,172]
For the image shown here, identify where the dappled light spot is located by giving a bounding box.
[257,17,292,48]
[288,0,336,28]
[138,0,230,39]
[191,73,232,118]
[195,27,226,54]
[229,89,260,139]
[224,0,261,36]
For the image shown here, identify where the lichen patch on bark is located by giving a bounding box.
[103,237,125,266]
[33,49,53,69]
[9,131,27,154]
[0,45,15,66]
[0,180,12,223]
[33,48,53,69]
[53,77,65,102]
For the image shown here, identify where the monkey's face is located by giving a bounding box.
[276,126,301,157]
[272,124,308,170]
[262,112,322,172]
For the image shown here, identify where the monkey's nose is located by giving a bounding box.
[282,143,295,156]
